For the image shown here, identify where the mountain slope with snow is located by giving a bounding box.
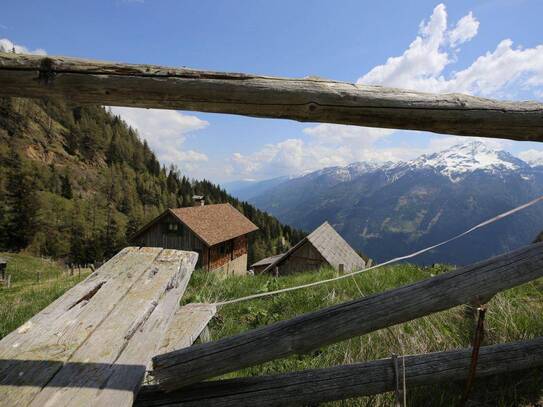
[248,141,543,265]
[407,141,530,182]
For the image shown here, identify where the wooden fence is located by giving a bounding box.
[138,336,543,407]
[151,242,543,391]
[0,53,542,141]
[1,52,543,405]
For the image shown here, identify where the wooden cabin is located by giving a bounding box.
[130,202,258,275]
[251,222,366,275]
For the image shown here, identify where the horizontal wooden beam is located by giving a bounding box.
[152,242,543,391]
[138,336,543,406]
[1,52,542,141]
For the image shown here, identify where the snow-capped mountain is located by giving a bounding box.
[246,141,543,265]
[407,141,530,182]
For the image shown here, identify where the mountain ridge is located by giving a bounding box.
[240,140,543,265]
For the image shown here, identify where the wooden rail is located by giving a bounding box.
[1,52,542,141]
[152,242,543,391]
[138,336,543,406]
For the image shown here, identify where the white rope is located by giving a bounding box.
[214,195,543,307]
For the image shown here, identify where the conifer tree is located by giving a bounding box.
[4,147,38,250]
[61,173,73,199]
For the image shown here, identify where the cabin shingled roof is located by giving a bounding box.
[169,203,258,247]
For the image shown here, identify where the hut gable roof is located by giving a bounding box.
[169,203,258,246]
[306,222,365,271]
[262,222,365,273]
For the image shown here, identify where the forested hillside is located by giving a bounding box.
[0,97,304,265]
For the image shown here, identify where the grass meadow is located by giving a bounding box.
[1,253,543,405]
[0,252,92,339]
[183,264,543,406]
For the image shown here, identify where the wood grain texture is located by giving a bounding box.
[152,242,543,391]
[138,336,543,406]
[1,53,542,141]
[157,303,217,354]
[0,247,198,407]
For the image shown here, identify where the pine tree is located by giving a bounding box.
[61,173,73,199]
[106,131,122,165]
[4,147,38,250]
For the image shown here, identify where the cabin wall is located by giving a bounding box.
[209,235,248,275]
[131,213,207,268]
[278,241,327,275]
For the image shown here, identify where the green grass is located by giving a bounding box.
[0,252,92,339]
[2,253,542,405]
[183,264,543,406]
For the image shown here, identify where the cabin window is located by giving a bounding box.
[165,222,182,234]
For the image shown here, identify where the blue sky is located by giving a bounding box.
[2,0,543,182]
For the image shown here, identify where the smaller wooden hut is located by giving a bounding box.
[252,222,366,275]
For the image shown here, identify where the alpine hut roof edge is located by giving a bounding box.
[130,203,259,247]
[250,253,285,269]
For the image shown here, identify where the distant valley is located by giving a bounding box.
[225,141,543,265]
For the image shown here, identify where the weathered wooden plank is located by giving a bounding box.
[157,303,217,355]
[0,247,161,406]
[152,242,543,391]
[28,249,197,407]
[138,336,543,406]
[92,252,199,406]
[0,53,542,141]
[0,247,197,407]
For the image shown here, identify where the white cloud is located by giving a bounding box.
[358,4,543,97]
[0,38,46,55]
[230,127,398,179]
[445,40,543,96]
[109,107,209,173]
[448,12,479,48]
[302,124,392,146]
[358,4,451,92]
[517,149,543,166]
